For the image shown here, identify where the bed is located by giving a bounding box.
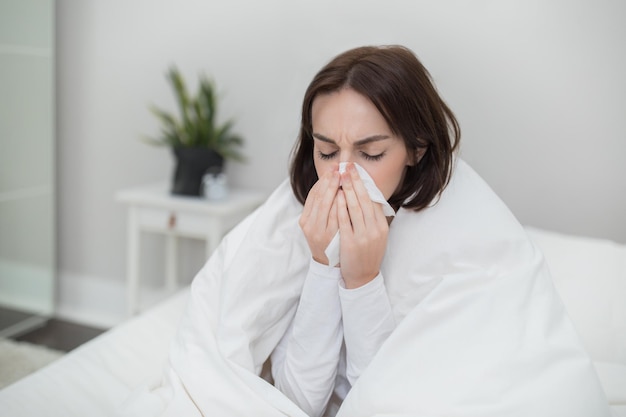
[0,225,624,416]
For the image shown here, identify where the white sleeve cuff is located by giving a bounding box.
[337,272,384,299]
[309,258,343,281]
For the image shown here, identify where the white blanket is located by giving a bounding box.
[120,160,610,416]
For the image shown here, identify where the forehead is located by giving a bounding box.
[311,88,391,138]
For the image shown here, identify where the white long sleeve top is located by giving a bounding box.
[271,259,396,417]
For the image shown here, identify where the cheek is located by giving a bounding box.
[313,158,332,179]
[370,164,407,200]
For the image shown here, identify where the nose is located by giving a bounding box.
[337,155,351,176]
[339,150,354,165]
[338,155,355,176]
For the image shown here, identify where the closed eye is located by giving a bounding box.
[361,151,385,161]
[318,150,338,160]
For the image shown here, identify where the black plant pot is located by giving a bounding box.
[172,147,224,196]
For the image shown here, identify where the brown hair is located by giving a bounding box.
[289,45,460,211]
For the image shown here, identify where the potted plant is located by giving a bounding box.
[145,66,244,196]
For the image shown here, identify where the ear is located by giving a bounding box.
[407,147,427,166]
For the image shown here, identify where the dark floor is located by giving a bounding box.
[15,318,106,352]
[0,307,106,352]
[0,307,32,330]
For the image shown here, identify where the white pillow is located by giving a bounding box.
[525,227,626,366]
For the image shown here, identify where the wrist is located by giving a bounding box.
[342,271,379,289]
[312,253,330,265]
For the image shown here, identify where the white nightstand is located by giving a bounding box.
[116,183,266,316]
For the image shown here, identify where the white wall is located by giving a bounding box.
[55,0,626,325]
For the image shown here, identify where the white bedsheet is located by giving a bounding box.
[0,288,189,417]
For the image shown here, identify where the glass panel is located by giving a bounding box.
[0,0,54,337]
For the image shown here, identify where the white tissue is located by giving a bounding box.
[324,162,395,266]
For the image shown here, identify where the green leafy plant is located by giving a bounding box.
[145,66,245,162]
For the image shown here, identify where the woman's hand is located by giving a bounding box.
[299,169,341,265]
[337,163,389,288]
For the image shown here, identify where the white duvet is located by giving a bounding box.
[119,159,610,416]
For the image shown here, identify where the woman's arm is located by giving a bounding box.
[333,163,395,384]
[339,272,395,385]
[271,259,344,417]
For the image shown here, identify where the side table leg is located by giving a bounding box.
[126,207,140,317]
[165,233,178,292]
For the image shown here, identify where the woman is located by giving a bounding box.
[271,45,459,416]
[122,46,609,417]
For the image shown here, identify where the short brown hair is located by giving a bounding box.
[289,45,460,211]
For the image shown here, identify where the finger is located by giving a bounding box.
[313,170,340,231]
[321,170,341,220]
[372,200,388,228]
[300,178,321,225]
[328,191,339,233]
[340,167,366,233]
[301,170,331,215]
[302,170,339,225]
[346,163,376,222]
[337,189,352,235]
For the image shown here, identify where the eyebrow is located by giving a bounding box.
[312,133,391,146]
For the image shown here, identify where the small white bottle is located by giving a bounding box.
[202,172,228,201]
